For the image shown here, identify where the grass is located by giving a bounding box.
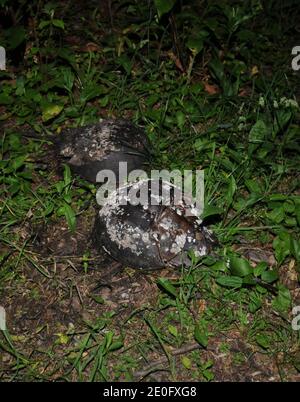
[0,0,300,381]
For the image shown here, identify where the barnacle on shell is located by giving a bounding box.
[93,179,216,269]
[55,119,216,269]
[56,119,151,183]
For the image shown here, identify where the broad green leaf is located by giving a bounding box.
[42,203,54,217]
[273,110,292,136]
[117,55,133,74]
[285,217,297,227]
[256,333,270,349]
[245,179,263,194]
[108,341,123,352]
[57,203,76,232]
[64,204,76,232]
[62,68,75,92]
[176,111,185,129]
[154,0,176,18]
[279,230,292,242]
[0,94,12,105]
[254,261,268,277]
[268,194,287,202]
[273,231,291,265]
[211,260,227,272]
[168,325,178,338]
[194,320,208,348]
[63,194,72,206]
[201,256,217,266]
[55,180,65,194]
[203,369,214,381]
[216,276,243,288]
[187,31,208,55]
[157,278,178,298]
[201,204,223,220]
[249,294,262,313]
[225,175,237,206]
[209,58,225,83]
[267,206,285,224]
[291,238,300,261]
[261,270,279,283]
[186,37,203,55]
[63,164,72,190]
[39,20,51,29]
[248,120,269,155]
[283,200,295,213]
[249,120,268,143]
[181,356,192,369]
[5,26,26,49]
[12,155,27,171]
[80,84,103,104]
[272,284,291,313]
[229,256,252,277]
[99,95,109,107]
[242,274,257,285]
[194,138,213,152]
[52,19,65,30]
[104,331,114,351]
[42,103,64,122]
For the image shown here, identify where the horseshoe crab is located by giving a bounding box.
[93,179,215,269]
[57,119,151,183]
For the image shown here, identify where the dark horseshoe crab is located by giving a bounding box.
[93,179,216,269]
[56,119,151,183]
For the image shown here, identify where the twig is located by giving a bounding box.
[133,342,206,380]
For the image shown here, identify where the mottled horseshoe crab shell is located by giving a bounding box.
[93,179,215,269]
[57,119,151,183]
